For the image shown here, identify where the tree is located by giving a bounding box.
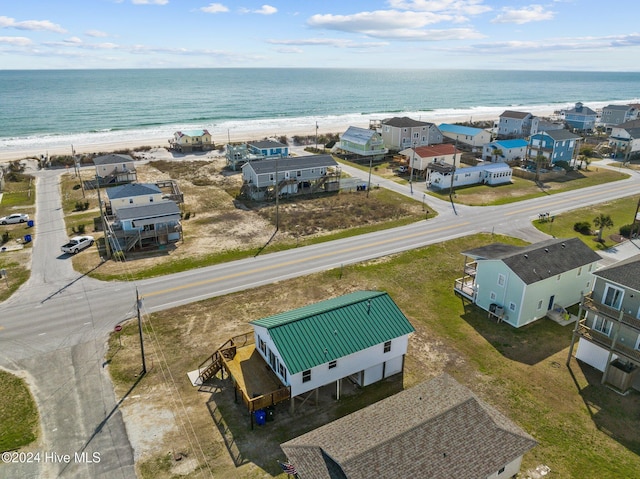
[534,153,547,182]
[593,214,614,242]
[492,148,503,163]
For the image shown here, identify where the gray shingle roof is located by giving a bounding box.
[115,201,180,220]
[244,155,337,175]
[594,254,640,292]
[106,183,161,200]
[281,374,536,479]
[93,153,134,165]
[382,116,433,128]
[462,238,601,285]
[541,129,582,141]
[248,140,287,149]
[500,110,531,119]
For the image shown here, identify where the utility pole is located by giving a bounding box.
[633,196,640,238]
[274,155,279,233]
[410,140,416,194]
[315,121,318,152]
[96,175,111,259]
[367,156,373,198]
[137,288,147,375]
[449,139,458,201]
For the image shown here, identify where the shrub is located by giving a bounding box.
[184,211,191,220]
[1,231,10,244]
[574,221,592,235]
[619,223,639,238]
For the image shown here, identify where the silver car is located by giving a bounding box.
[0,213,29,225]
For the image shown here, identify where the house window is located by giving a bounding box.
[577,267,582,276]
[329,360,337,369]
[490,291,497,301]
[149,197,154,202]
[302,370,311,383]
[557,274,561,281]
[279,363,287,381]
[297,171,301,177]
[258,337,266,354]
[509,302,516,312]
[594,315,612,336]
[602,284,624,310]
[383,341,391,353]
[497,274,506,287]
[498,466,506,474]
[537,300,543,310]
[129,198,133,204]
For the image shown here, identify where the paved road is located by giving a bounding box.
[0,160,638,478]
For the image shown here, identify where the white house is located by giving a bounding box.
[438,123,492,148]
[93,154,137,185]
[399,143,461,175]
[609,119,640,159]
[497,110,536,139]
[106,183,165,211]
[454,238,601,328]
[378,117,443,151]
[249,291,415,399]
[281,374,537,479]
[427,162,512,190]
[482,139,528,162]
[338,126,388,159]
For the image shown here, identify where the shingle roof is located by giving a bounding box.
[93,153,134,165]
[499,110,531,119]
[250,291,414,374]
[594,254,640,292]
[248,139,287,149]
[243,154,337,175]
[539,129,582,141]
[115,201,180,220]
[340,126,378,145]
[106,183,161,200]
[281,374,537,479]
[414,143,460,158]
[462,238,601,285]
[604,104,633,112]
[438,123,486,136]
[382,116,433,128]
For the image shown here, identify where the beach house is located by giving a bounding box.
[240,154,340,200]
[438,123,492,148]
[399,143,461,177]
[170,129,214,152]
[454,238,601,328]
[110,202,182,252]
[570,254,640,393]
[560,102,598,131]
[600,104,637,128]
[527,129,582,166]
[105,183,164,211]
[427,162,512,190]
[247,139,289,159]
[378,117,443,151]
[609,119,640,160]
[496,110,537,139]
[93,154,137,185]
[281,374,537,479]
[482,139,528,162]
[337,126,388,160]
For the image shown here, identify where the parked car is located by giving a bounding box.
[0,213,29,225]
[61,235,95,254]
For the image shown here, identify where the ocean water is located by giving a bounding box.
[1,68,639,153]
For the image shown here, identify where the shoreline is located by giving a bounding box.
[0,107,558,163]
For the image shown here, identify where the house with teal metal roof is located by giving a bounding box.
[482,139,528,162]
[170,129,214,152]
[250,291,414,399]
[438,123,492,148]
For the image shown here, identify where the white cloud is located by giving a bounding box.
[0,36,33,46]
[200,3,229,14]
[307,10,483,41]
[85,30,109,38]
[131,0,169,5]
[387,0,491,15]
[491,5,555,24]
[268,38,388,48]
[0,16,67,33]
[64,36,83,44]
[240,4,278,15]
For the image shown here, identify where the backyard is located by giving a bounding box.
[107,232,640,479]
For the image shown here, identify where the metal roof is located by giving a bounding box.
[250,291,415,374]
[438,123,486,136]
[114,201,180,220]
[282,374,537,479]
[493,139,528,149]
[340,126,378,145]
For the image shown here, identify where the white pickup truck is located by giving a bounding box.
[61,235,94,254]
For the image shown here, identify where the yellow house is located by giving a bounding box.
[170,129,214,152]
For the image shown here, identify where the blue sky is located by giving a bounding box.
[1,0,639,70]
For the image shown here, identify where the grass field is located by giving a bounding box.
[107,233,640,479]
[0,369,39,452]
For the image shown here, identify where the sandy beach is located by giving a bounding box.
[0,107,559,163]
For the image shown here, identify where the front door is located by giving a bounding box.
[548,295,555,311]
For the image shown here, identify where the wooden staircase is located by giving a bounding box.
[197,350,224,384]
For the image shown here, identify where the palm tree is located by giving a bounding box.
[593,214,614,242]
[534,153,547,183]
[493,148,503,163]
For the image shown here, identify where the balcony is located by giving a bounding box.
[576,321,640,364]
[454,276,476,300]
[582,294,640,332]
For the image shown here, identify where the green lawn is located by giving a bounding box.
[534,196,640,250]
[0,369,39,452]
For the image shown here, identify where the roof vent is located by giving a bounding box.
[544,248,549,253]
[524,254,528,259]
[561,243,566,248]
[367,299,371,314]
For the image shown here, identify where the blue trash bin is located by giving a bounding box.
[27,220,34,227]
[254,409,266,426]
[24,234,32,243]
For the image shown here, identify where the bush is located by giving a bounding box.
[619,223,639,238]
[554,160,571,172]
[2,231,10,244]
[72,224,86,234]
[574,221,592,235]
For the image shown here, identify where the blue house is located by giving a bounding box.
[247,139,289,159]
[561,102,598,131]
[527,129,582,165]
[482,139,528,162]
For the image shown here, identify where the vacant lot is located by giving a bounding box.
[107,233,640,479]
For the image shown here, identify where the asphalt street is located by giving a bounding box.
[0,160,638,478]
